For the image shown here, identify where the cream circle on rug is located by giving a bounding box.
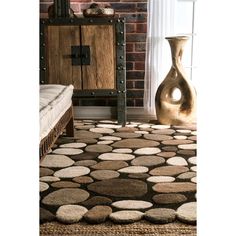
[151,125,170,129]
[109,210,144,223]
[99,136,121,141]
[188,156,197,165]
[178,144,197,150]
[112,200,153,209]
[52,148,83,155]
[118,166,149,174]
[40,182,49,192]
[147,176,175,183]
[138,124,151,129]
[54,166,90,178]
[40,176,60,182]
[134,147,161,155]
[96,124,122,129]
[89,128,114,134]
[191,131,197,135]
[112,148,133,154]
[176,202,196,223]
[99,120,118,124]
[40,154,74,168]
[59,142,87,148]
[97,140,114,145]
[98,153,135,161]
[167,157,188,166]
[56,205,88,224]
[174,135,187,140]
[125,124,138,128]
[134,130,149,134]
[191,166,197,172]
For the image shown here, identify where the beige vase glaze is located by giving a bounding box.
[155,36,197,125]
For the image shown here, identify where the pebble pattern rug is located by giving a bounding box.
[40,120,197,226]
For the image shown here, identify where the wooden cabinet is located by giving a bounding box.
[40,18,126,125]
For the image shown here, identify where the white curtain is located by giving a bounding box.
[144,0,176,116]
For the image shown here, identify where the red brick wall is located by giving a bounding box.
[40,0,147,107]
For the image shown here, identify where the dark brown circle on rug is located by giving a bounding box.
[112,132,142,139]
[51,181,81,188]
[40,167,54,177]
[177,150,196,156]
[131,156,165,166]
[87,179,148,197]
[128,173,150,179]
[40,208,55,223]
[80,196,113,207]
[70,152,99,161]
[72,176,94,184]
[144,134,173,141]
[83,205,112,224]
[85,144,113,153]
[150,166,189,176]
[42,188,90,206]
[145,208,176,224]
[91,160,128,170]
[162,146,178,152]
[153,193,187,204]
[74,130,102,139]
[153,182,196,193]
[112,139,160,148]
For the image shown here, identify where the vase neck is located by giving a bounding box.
[166,36,188,68]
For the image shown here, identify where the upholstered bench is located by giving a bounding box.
[39,84,74,160]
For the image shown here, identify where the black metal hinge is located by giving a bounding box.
[71,45,90,66]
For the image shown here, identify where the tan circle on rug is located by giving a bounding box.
[90,170,120,180]
[149,166,189,176]
[191,166,197,172]
[56,205,88,224]
[85,144,112,153]
[74,160,97,167]
[40,176,60,182]
[176,202,196,224]
[131,156,165,166]
[73,176,94,184]
[157,152,176,158]
[152,182,196,193]
[188,156,197,165]
[118,166,149,174]
[97,140,114,145]
[89,128,114,134]
[42,188,90,206]
[83,205,112,224]
[112,139,160,148]
[109,210,144,223]
[74,130,102,139]
[112,200,153,210]
[40,182,49,192]
[144,134,173,141]
[40,154,75,168]
[98,153,135,161]
[145,208,176,223]
[52,148,83,155]
[112,132,142,139]
[177,172,196,180]
[54,166,90,178]
[162,140,193,146]
[51,181,81,188]
[59,142,87,148]
[151,129,175,135]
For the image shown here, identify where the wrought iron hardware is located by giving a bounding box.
[71,45,90,66]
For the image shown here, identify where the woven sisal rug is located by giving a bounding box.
[40,220,196,236]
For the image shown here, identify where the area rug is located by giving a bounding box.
[40,119,197,228]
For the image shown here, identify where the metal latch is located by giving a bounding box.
[71,45,90,66]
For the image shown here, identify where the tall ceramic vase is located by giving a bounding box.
[155,36,197,125]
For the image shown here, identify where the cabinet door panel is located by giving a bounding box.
[81,25,116,90]
[46,25,82,89]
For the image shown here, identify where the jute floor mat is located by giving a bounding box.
[40,220,196,236]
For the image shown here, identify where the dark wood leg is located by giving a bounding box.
[66,116,74,137]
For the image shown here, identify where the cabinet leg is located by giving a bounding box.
[117,93,127,126]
